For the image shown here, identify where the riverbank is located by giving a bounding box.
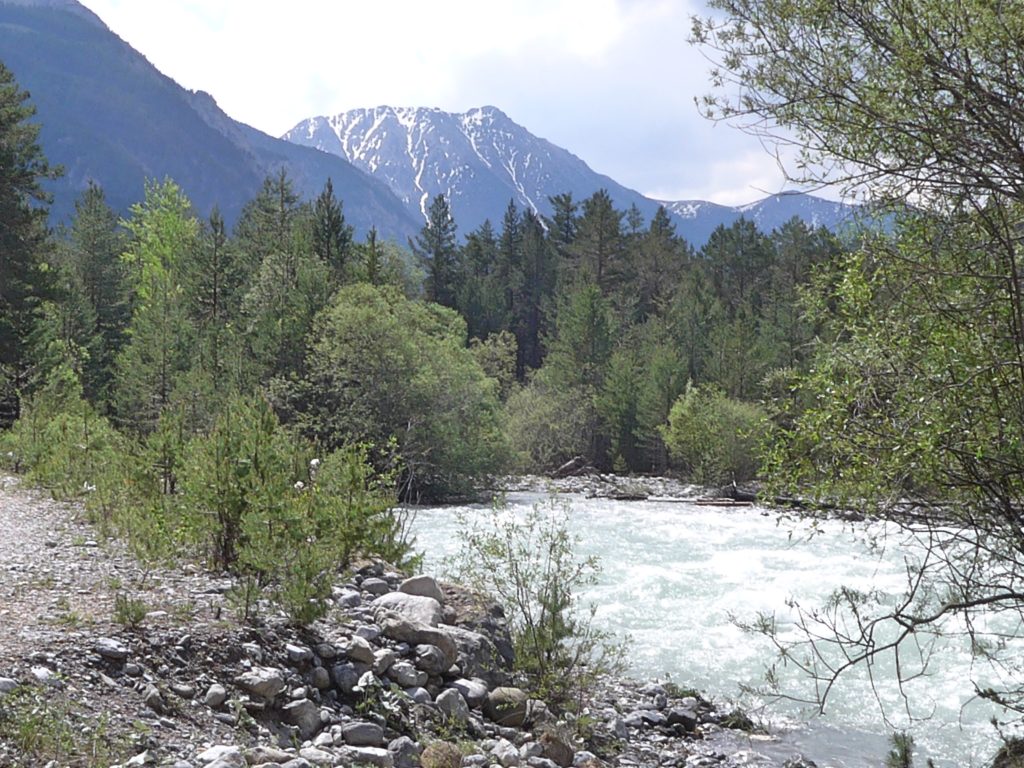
[0,475,816,768]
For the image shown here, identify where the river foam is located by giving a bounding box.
[410,491,1021,767]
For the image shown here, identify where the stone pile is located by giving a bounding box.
[0,562,811,767]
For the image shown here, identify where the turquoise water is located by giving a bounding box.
[409,492,1024,767]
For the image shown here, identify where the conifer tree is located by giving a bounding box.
[0,62,58,425]
[312,177,353,285]
[411,193,460,307]
[115,179,198,434]
[66,182,129,409]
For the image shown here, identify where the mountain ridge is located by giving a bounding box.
[283,105,862,245]
[0,0,421,239]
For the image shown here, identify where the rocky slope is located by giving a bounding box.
[0,475,816,768]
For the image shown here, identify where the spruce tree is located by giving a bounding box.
[312,177,353,285]
[411,194,460,307]
[0,62,58,425]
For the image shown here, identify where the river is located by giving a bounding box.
[408,490,1024,767]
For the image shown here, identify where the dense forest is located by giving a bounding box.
[0,58,851,507]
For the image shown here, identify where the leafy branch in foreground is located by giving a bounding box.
[696,0,1024,752]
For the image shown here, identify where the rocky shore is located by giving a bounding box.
[0,476,816,768]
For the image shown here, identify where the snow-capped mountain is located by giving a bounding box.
[660,192,865,246]
[284,106,862,245]
[283,105,669,235]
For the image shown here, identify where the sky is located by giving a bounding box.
[75,0,805,206]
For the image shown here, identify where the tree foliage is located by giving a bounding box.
[274,283,507,500]
[697,0,1024,736]
[0,61,58,426]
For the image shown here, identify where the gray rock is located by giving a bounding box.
[414,644,448,676]
[30,665,60,688]
[313,731,334,747]
[783,758,819,768]
[94,637,129,661]
[203,683,227,708]
[484,687,530,727]
[388,736,422,768]
[234,667,285,699]
[451,678,489,708]
[244,746,294,765]
[283,698,323,739]
[346,636,376,665]
[169,682,195,699]
[571,752,600,767]
[341,746,394,768]
[378,615,456,667]
[334,588,362,608]
[526,759,560,768]
[196,745,243,765]
[388,660,427,688]
[309,666,332,691]
[373,592,443,626]
[331,662,360,694]
[373,648,398,675]
[491,738,521,767]
[315,642,338,660]
[125,750,156,766]
[0,677,18,696]
[404,686,432,704]
[343,720,386,747]
[521,742,544,760]
[361,577,391,596]
[286,643,314,664]
[297,746,334,766]
[207,756,246,768]
[435,688,470,723]
[355,624,382,642]
[280,760,314,768]
[399,575,445,603]
[143,684,164,713]
[666,707,698,731]
[445,624,506,683]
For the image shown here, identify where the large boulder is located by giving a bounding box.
[282,698,322,739]
[484,687,529,727]
[234,667,285,699]
[373,592,443,626]
[378,615,457,667]
[445,625,508,684]
[435,688,470,724]
[399,575,445,603]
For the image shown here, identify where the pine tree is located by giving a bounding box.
[567,190,628,297]
[66,182,129,409]
[115,179,198,434]
[312,177,354,285]
[0,62,58,426]
[411,194,460,307]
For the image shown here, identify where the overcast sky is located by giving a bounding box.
[76,0,804,206]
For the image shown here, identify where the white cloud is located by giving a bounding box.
[77,0,794,204]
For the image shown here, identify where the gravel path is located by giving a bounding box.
[0,474,225,666]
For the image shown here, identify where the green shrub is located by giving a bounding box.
[0,365,124,500]
[448,500,622,711]
[503,374,591,472]
[0,685,127,766]
[178,393,408,623]
[660,382,767,485]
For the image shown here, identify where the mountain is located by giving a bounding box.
[660,191,865,246]
[0,0,420,238]
[283,106,863,245]
[283,106,672,236]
